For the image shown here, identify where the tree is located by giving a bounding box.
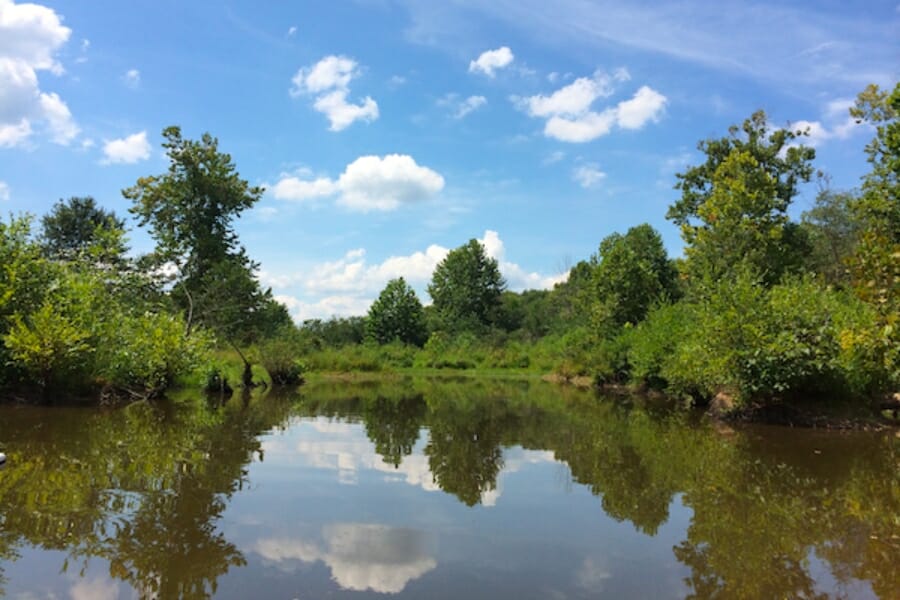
[592,223,679,329]
[123,126,268,386]
[367,278,427,346]
[669,113,816,289]
[668,110,816,228]
[845,82,900,387]
[40,197,126,262]
[800,188,861,286]
[427,239,506,333]
[847,83,900,314]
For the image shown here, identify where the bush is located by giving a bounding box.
[629,302,695,389]
[97,312,210,394]
[649,273,889,406]
[4,302,92,389]
[259,332,305,385]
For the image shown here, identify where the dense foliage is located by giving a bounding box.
[291,82,899,418]
[1,82,898,417]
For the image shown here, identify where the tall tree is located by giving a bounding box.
[847,83,900,314]
[669,112,815,289]
[592,223,679,329]
[123,126,268,385]
[40,197,126,262]
[367,278,427,346]
[427,239,506,333]
[846,82,900,386]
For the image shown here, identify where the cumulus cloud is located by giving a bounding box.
[438,93,487,119]
[101,131,151,164]
[0,180,9,201]
[572,164,606,188]
[39,91,78,143]
[514,69,666,142]
[615,85,667,129]
[290,55,379,131]
[271,154,445,212]
[469,46,514,77]
[0,0,79,147]
[122,68,140,89]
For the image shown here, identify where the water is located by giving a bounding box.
[0,377,897,599]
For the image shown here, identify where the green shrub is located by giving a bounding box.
[4,302,92,389]
[97,312,210,394]
[629,302,695,389]
[259,332,305,385]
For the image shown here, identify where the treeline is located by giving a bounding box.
[0,84,896,411]
[293,83,899,413]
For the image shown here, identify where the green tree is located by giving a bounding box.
[845,82,900,387]
[669,111,815,289]
[682,150,811,287]
[39,197,126,261]
[592,223,679,329]
[800,188,861,286]
[427,239,506,333]
[123,126,270,385]
[367,277,427,346]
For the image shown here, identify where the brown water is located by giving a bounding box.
[0,377,897,599]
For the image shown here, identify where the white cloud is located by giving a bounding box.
[38,91,78,143]
[615,85,667,129]
[787,98,868,150]
[0,118,31,147]
[516,70,665,143]
[271,154,444,212]
[287,25,297,37]
[572,164,606,188]
[469,46,514,77]
[545,109,617,143]
[438,93,487,119]
[518,70,625,117]
[0,0,79,147]
[290,55,379,131]
[542,150,565,165]
[122,68,140,89]
[270,175,338,201]
[101,131,151,165]
[0,180,9,201]
[789,119,831,148]
[274,294,374,322]
[312,90,379,131]
[337,154,444,211]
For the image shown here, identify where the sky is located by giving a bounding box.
[1,0,898,322]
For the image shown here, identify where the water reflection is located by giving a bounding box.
[0,377,896,598]
[255,523,436,593]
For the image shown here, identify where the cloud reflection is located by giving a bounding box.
[261,418,558,507]
[255,523,436,593]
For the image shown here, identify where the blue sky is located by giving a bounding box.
[1,0,897,320]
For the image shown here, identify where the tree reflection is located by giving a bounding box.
[0,392,293,598]
[363,394,427,468]
[1,378,898,598]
